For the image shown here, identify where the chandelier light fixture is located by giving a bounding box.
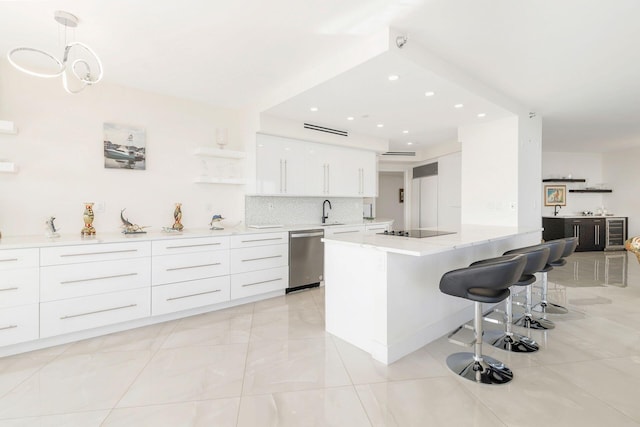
[7,10,103,94]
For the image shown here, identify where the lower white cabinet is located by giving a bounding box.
[231,266,288,299]
[365,223,391,235]
[40,287,151,338]
[152,251,229,286]
[0,268,39,308]
[324,225,365,237]
[0,304,39,347]
[230,244,288,274]
[152,276,230,315]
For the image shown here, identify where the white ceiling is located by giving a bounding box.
[1,0,639,153]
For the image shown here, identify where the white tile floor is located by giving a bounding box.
[1,251,639,426]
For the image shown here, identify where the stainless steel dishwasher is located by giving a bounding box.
[288,229,324,293]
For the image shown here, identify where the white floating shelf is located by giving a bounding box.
[0,161,17,173]
[194,177,245,185]
[194,147,245,159]
[0,120,18,135]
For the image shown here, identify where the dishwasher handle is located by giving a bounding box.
[290,231,324,238]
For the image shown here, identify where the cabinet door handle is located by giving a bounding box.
[166,262,221,272]
[279,159,283,193]
[284,160,288,193]
[166,289,221,301]
[334,230,360,235]
[241,255,282,262]
[165,243,221,249]
[60,304,137,320]
[0,287,19,292]
[0,325,18,331]
[327,164,330,194]
[241,237,283,243]
[0,258,19,263]
[60,272,138,285]
[242,278,282,287]
[60,249,138,258]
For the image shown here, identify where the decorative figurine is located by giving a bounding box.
[45,216,60,238]
[162,202,184,232]
[210,214,225,230]
[120,209,148,234]
[81,202,96,236]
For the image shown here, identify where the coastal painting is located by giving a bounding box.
[544,185,566,206]
[103,123,146,170]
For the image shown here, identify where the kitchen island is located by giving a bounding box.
[322,225,541,364]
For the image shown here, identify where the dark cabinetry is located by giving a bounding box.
[543,217,618,252]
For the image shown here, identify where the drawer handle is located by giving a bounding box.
[0,325,18,331]
[166,289,221,301]
[60,272,138,285]
[165,243,222,249]
[60,303,138,320]
[241,255,282,262]
[334,230,360,234]
[240,238,283,243]
[0,287,19,292]
[242,278,282,287]
[61,249,138,258]
[0,258,19,263]
[166,262,221,271]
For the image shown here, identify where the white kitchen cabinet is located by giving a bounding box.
[40,288,151,338]
[256,133,378,197]
[230,232,288,248]
[256,134,306,195]
[0,268,39,308]
[152,276,230,315]
[0,248,39,270]
[230,244,288,274]
[41,242,150,266]
[323,225,365,237]
[152,251,229,286]
[0,304,39,346]
[364,223,391,235]
[231,266,288,299]
[151,236,229,256]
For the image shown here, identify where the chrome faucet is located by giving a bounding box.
[322,199,332,224]
[554,205,562,216]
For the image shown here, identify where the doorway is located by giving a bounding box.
[377,172,405,230]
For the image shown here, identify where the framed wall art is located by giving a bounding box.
[103,123,146,170]
[544,185,566,206]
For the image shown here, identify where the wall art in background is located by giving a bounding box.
[544,185,566,206]
[103,123,146,170]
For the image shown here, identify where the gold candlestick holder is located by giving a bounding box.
[81,202,96,236]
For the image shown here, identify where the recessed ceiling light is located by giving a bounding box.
[477,113,486,118]
[402,130,409,134]
[388,74,399,81]
[347,116,354,121]
[407,142,413,145]
[377,124,384,128]
[310,107,318,112]
[424,91,435,97]
[454,104,464,108]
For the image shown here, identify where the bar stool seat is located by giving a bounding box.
[440,254,526,385]
[533,237,577,315]
[481,245,550,353]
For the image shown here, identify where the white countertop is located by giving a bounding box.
[0,219,393,250]
[542,215,624,219]
[323,224,542,257]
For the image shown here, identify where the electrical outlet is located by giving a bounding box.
[94,201,106,213]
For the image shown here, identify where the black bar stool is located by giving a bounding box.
[439,254,526,385]
[533,237,578,315]
[512,239,565,330]
[481,245,550,352]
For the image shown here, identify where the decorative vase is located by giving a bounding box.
[172,203,184,231]
[81,202,96,236]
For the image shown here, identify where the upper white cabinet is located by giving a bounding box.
[255,133,377,197]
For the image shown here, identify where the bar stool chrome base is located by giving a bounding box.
[533,301,569,315]
[513,314,555,330]
[483,330,539,353]
[446,352,514,385]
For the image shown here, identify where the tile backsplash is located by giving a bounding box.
[245,196,364,226]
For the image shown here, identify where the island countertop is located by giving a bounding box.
[322,224,542,257]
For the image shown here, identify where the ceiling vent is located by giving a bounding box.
[381,151,416,156]
[303,123,348,137]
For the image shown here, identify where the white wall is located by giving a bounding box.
[0,62,246,237]
[603,146,638,235]
[459,116,519,226]
[517,114,542,228]
[542,152,604,216]
[377,172,405,229]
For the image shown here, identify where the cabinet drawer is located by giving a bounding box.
[230,244,288,274]
[40,288,151,338]
[152,251,229,285]
[230,232,288,248]
[231,266,288,299]
[152,236,229,256]
[365,224,390,234]
[0,268,39,308]
[152,276,230,315]
[324,226,364,237]
[40,258,151,302]
[0,248,39,271]
[41,242,150,266]
[0,304,39,347]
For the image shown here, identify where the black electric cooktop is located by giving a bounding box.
[379,229,456,238]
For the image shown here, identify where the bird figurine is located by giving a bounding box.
[81,203,96,236]
[172,203,184,231]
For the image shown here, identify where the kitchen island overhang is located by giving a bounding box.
[323,225,542,364]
